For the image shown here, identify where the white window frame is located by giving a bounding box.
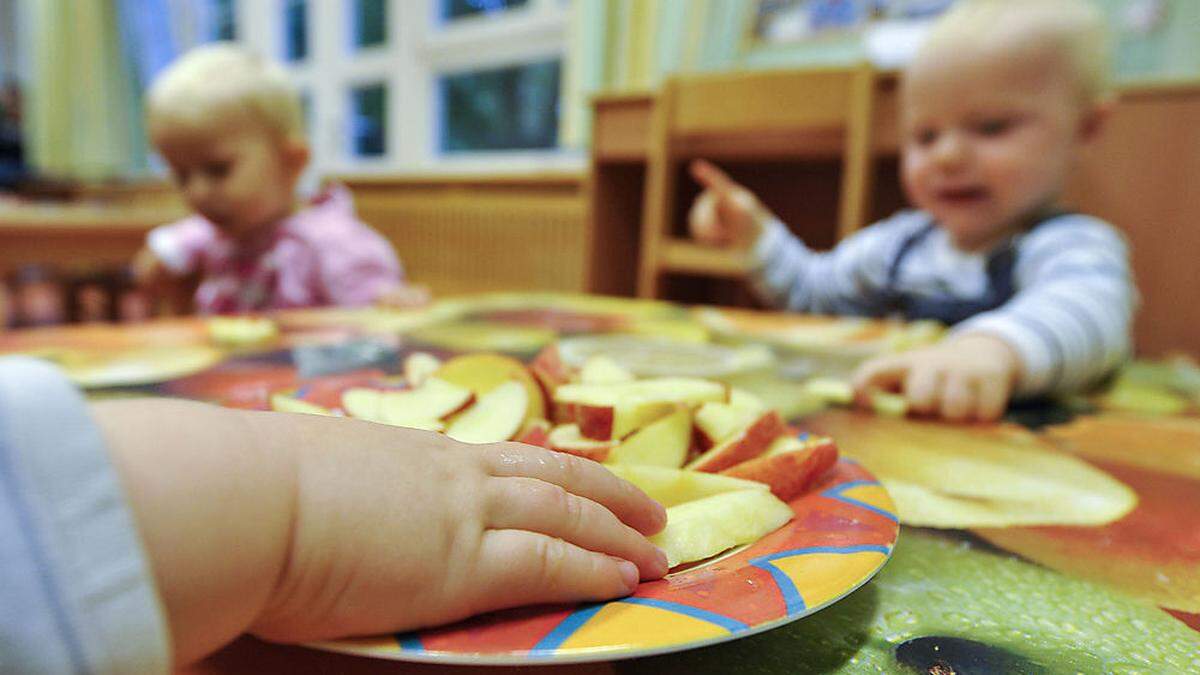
[238,0,581,177]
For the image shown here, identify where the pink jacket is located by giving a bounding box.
[147,186,403,314]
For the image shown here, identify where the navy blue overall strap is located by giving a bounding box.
[885,211,1074,325]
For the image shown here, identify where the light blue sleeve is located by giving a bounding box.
[747,211,932,317]
[0,357,170,675]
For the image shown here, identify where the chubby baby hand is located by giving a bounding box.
[246,414,668,643]
[851,334,1021,422]
[688,159,773,248]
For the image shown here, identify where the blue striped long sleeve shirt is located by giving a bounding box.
[749,210,1136,397]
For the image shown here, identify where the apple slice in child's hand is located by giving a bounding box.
[686,410,786,473]
[446,380,529,444]
[379,378,474,427]
[547,423,615,462]
[721,437,838,501]
[605,407,691,467]
[606,464,768,508]
[651,489,794,568]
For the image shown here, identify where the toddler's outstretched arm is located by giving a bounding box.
[93,398,667,665]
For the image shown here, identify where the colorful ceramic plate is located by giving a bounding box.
[308,459,899,665]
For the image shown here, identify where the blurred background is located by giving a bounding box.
[0,0,1197,357]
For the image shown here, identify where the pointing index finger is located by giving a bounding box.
[689,159,738,196]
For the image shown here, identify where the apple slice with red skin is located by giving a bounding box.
[515,419,551,448]
[529,345,576,424]
[605,407,691,467]
[546,423,615,462]
[555,378,728,441]
[446,380,529,444]
[721,436,839,501]
[685,410,787,473]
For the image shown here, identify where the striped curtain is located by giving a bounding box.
[560,0,750,149]
[24,0,214,181]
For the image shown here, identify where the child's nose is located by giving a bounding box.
[931,132,968,168]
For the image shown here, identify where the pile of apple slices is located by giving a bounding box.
[270,345,839,569]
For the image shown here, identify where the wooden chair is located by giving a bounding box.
[636,64,880,299]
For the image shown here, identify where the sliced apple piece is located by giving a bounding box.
[580,355,635,384]
[403,351,442,388]
[435,353,546,423]
[694,401,762,449]
[606,408,691,467]
[446,380,529,444]
[515,419,551,448]
[342,387,386,423]
[547,423,615,462]
[869,390,909,417]
[555,378,727,440]
[722,438,839,501]
[605,464,767,508]
[686,410,786,473]
[729,387,767,412]
[530,345,577,424]
[804,377,855,405]
[207,316,279,346]
[651,489,794,568]
[379,377,473,427]
[270,393,334,416]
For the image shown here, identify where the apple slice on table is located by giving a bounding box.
[547,423,615,462]
[379,377,474,429]
[515,419,551,448]
[579,355,635,384]
[270,393,334,416]
[686,410,787,473]
[403,351,442,388]
[342,388,386,423]
[694,400,763,450]
[435,353,546,423]
[606,464,768,508]
[804,377,909,417]
[446,380,529,444]
[605,407,691,467]
[721,437,839,501]
[555,377,727,441]
[651,489,794,568]
[529,345,577,424]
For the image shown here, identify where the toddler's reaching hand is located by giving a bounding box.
[687,160,774,248]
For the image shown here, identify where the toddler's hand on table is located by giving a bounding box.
[851,334,1021,422]
[245,413,669,643]
[688,159,774,248]
[131,246,170,288]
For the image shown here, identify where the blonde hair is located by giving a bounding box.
[146,43,304,142]
[918,0,1112,104]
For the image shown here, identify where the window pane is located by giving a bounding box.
[438,59,560,153]
[352,0,387,49]
[213,0,236,40]
[350,83,388,157]
[440,0,528,22]
[284,0,308,62]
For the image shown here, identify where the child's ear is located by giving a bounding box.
[282,139,311,178]
[1078,97,1115,144]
